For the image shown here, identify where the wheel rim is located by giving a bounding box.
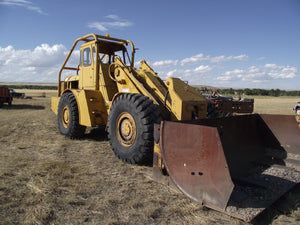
[61,105,70,128]
[116,112,136,147]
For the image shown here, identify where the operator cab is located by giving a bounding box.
[58,33,136,98]
[96,40,132,66]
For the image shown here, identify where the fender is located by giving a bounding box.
[70,89,108,127]
[51,89,108,127]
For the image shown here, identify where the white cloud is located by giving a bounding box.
[0,44,79,82]
[194,65,212,73]
[234,55,249,61]
[265,64,297,79]
[163,65,212,80]
[105,21,133,28]
[180,53,210,66]
[264,63,277,69]
[159,65,212,84]
[217,64,297,84]
[216,69,245,81]
[209,55,226,63]
[210,54,249,63]
[0,0,47,15]
[88,15,133,32]
[165,69,179,77]
[257,56,266,61]
[152,59,178,68]
[180,53,249,65]
[248,66,259,73]
[88,22,108,32]
[106,14,120,20]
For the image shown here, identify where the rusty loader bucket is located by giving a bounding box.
[153,114,300,222]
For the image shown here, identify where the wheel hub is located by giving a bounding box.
[117,112,136,147]
[62,105,70,128]
[121,120,133,140]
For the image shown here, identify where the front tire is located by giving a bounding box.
[107,94,160,165]
[57,92,86,138]
[296,108,300,115]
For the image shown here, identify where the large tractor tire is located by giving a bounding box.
[57,92,86,138]
[107,93,160,165]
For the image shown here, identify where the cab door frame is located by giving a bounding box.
[79,42,97,90]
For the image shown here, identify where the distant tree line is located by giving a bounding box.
[224,88,300,96]
[3,84,300,96]
[2,85,57,90]
[199,87,300,97]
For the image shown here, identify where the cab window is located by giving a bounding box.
[83,47,91,66]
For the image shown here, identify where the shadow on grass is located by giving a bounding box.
[85,126,108,142]
[252,183,300,225]
[0,104,45,110]
[84,126,153,167]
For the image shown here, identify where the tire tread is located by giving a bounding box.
[107,93,160,165]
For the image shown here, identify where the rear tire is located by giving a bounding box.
[107,93,160,165]
[57,92,86,138]
[296,108,300,115]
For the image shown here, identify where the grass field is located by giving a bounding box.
[0,90,299,225]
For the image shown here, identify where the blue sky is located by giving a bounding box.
[0,0,299,89]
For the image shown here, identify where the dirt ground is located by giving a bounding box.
[0,90,299,225]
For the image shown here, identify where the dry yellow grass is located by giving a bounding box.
[0,91,299,224]
[252,96,299,115]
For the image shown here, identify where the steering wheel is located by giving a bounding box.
[108,63,117,81]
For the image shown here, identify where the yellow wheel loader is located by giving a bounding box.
[51,33,300,222]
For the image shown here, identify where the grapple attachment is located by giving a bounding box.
[153,114,300,222]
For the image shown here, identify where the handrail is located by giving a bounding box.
[57,33,135,96]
